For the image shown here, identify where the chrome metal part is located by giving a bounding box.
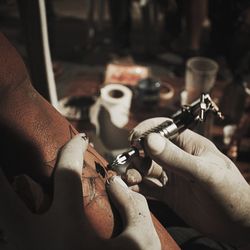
[109,93,224,174]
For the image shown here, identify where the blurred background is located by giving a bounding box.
[0,0,249,181]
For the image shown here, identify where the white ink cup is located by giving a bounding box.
[185,57,218,104]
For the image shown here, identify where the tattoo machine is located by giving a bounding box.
[108,93,224,175]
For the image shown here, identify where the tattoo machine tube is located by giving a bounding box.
[109,93,223,175]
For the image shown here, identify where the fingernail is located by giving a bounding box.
[146,133,165,155]
[126,173,136,183]
[126,169,142,184]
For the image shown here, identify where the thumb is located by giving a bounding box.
[106,176,160,249]
[52,133,88,212]
[106,176,146,226]
[145,133,200,179]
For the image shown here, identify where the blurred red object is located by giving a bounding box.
[105,63,150,86]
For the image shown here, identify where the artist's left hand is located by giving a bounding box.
[0,134,160,250]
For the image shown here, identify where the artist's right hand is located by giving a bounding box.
[0,134,160,250]
[126,118,250,247]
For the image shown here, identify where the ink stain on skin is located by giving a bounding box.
[88,177,96,202]
[95,162,106,178]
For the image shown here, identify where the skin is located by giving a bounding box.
[126,117,250,247]
[0,134,160,250]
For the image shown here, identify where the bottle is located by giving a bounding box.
[220,75,247,124]
[220,75,248,161]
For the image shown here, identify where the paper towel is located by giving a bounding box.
[90,84,132,135]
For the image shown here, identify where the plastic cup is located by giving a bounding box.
[185,57,218,103]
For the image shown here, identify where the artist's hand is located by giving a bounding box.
[0,134,160,250]
[126,118,250,247]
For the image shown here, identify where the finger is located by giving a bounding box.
[106,176,160,249]
[124,168,142,186]
[143,176,167,188]
[129,157,168,186]
[129,182,163,201]
[129,117,170,142]
[53,133,88,211]
[106,176,136,223]
[106,176,151,227]
[0,168,31,226]
[145,133,200,179]
[173,129,216,155]
[125,163,168,201]
[142,160,168,186]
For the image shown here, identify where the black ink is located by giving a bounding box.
[81,135,88,141]
[88,177,96,202]
[95,162,106,178]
